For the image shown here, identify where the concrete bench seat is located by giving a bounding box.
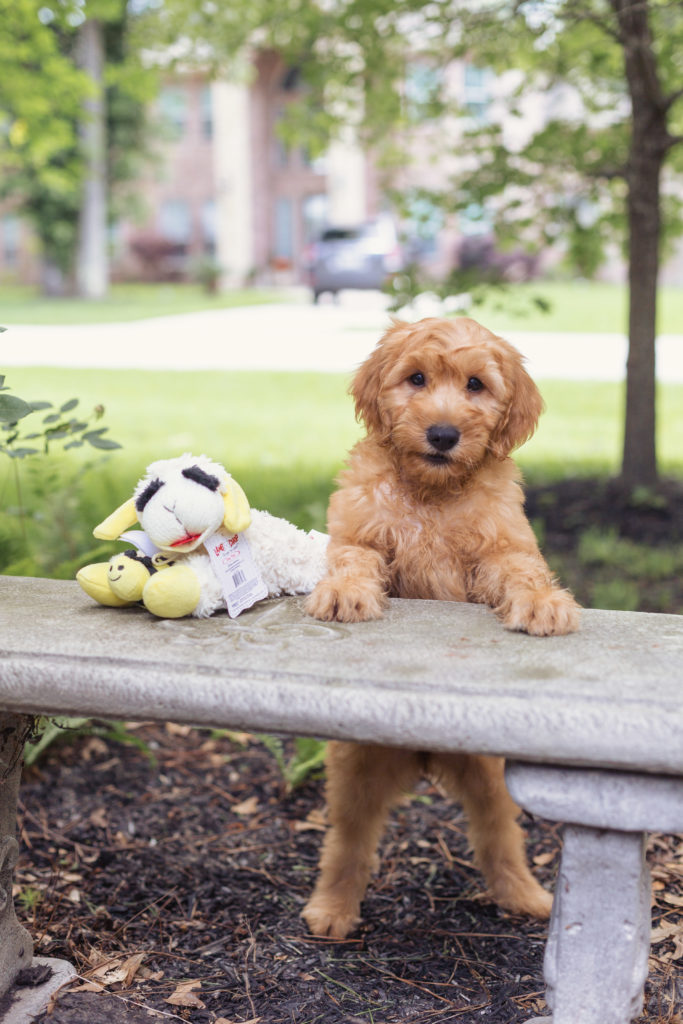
[2,575,683,1023]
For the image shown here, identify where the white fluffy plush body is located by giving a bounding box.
[180,509,330,617]
[77,454,329,619]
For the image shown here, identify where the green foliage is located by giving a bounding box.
[0,376,121,458]
[23,715,157,767]
[0,375,122,576]
[24,716,91,767]
[257,734,326,790]
[0,0,158,285]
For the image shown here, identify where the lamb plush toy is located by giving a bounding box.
[76,454,329,619]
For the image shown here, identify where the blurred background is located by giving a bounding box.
[1,0,682,614]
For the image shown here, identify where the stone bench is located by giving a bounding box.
[2,574,683,1024]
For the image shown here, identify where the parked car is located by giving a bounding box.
[456,234,539,282]
[306,219,405,301]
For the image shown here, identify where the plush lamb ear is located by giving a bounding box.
[489,339,545,459]
[222,478,251,533]
[93,498,138,540]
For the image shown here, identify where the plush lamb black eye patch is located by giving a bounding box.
[135,477,164,511]
[182,466,220,491]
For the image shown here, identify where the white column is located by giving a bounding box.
[326,131,366,226]
[212,80,253,288]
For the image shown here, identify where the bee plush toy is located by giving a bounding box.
[76,454,329,619]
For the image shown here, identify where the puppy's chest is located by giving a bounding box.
[375,491,471,600]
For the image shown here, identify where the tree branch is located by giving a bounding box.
[663,86,683,113]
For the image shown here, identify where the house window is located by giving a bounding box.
[159,199,191,244]
[274,198,294,261]
[405,63,442,119]
[201,200,216,252]
[159,86,188,139]
[463,64,491,122]
[200,86,213,140]
[404,194,443,257]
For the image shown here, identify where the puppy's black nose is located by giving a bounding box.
[426,423,460,452]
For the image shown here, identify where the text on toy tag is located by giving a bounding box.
[206,532,268,617]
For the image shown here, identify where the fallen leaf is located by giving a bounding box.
[660,891,683,907]
[651,920,681,943]
[293,808,326,832]
[121,952,146,988]
[165,723,192,737]
[232,796,260,816]
[165,979,205,1008]
[533,852,555,866]
[89,807,108,829]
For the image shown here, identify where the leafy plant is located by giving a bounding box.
[0,375,121,459]
[24,717,91,767]
[258,735,327,791]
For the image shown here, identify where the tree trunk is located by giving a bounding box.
[615,0,668,488]
[75,18,109,299]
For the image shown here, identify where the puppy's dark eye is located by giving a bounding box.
[466,377,484,392]
[409,372,426,387]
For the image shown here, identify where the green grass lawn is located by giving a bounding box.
[465,280,683,334]
[0,282,288,325]
[2,366,682,589]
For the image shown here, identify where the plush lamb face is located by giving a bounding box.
[93,454,251,552]
[135,455,231,553]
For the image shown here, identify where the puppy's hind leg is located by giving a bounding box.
[302,742,421,938]
[430,753,553,919]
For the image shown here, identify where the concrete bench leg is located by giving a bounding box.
[505,761,683,1024]
[0,714,35,993]
[0,713,77,1021]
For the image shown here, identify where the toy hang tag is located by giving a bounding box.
[119,530,160,557]
[205,532,269,618]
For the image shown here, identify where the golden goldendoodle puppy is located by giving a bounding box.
[302,316,580,939]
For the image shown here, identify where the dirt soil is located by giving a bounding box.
[12,476,683,1024]
[14,725,683,1024]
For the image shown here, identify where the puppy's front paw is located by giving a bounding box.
[305,577,386,623]
[502,587,580,636]
[301,895,361,939]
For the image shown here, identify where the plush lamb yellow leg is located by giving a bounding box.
[142,564,201,618]
[76,563,136,607]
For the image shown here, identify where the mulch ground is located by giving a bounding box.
[14,725,683,1024]
[11,475,683,1024]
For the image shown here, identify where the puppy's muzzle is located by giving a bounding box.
[426,423,460,453]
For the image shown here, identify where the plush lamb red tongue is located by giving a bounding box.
[170,533,202,549]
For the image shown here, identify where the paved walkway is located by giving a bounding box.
[3,293,682,381]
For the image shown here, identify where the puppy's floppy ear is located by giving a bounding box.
[351,319,411,433]
[489,338,544,458]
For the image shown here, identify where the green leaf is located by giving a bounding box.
[63,440,84,449]
[28,401,53,412]
[85,435,122,450]
[60,398,79,413]
[7,447,40,458]
[0,394,33,422]
[42,413,61,424]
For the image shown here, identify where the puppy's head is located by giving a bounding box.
[352,317,543,485]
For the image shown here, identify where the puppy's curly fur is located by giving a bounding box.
[302,316,579,938]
